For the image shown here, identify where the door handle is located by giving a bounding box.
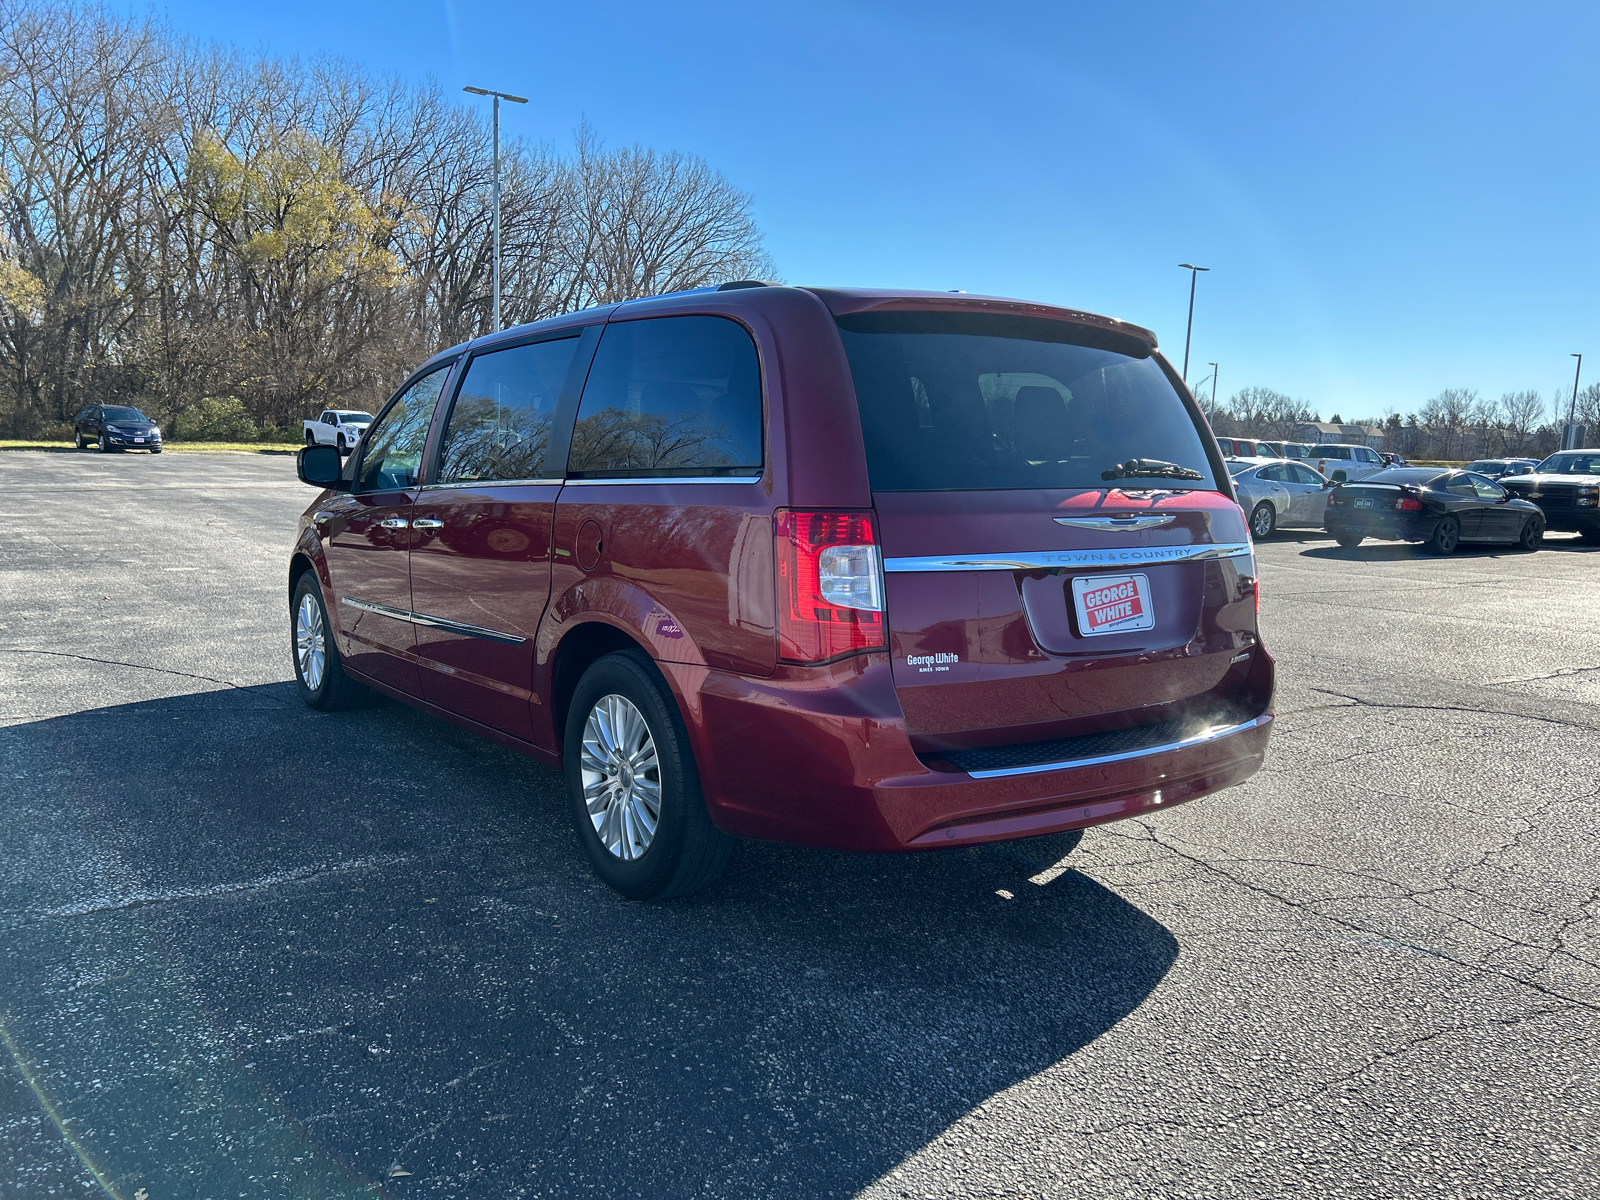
[379,517,410,529]
[412,518,443,531]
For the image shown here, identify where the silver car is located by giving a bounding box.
[1228,458,1335,538]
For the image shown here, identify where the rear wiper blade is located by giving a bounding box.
[1100,458,1205,482]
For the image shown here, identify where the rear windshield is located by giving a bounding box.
[836,312,1216,492]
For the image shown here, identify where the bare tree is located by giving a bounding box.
[1499,390,1542,456]
[1418,388,1476,460]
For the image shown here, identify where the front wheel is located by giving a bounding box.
[1516,516,1544,552]
[291,574,367,711]
[336,434,348,455]
[1423,515,1461,555]
[1582,528,1600,545]
[98,433,113,452]
[564,650,732,900]
[1249,502,1277,540]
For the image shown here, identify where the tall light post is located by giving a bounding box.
[464,85,528,333]
[1208,361,1220,419]
[1568,352,1584,449]
[1178,263,1209,382]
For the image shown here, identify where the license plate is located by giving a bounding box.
[1354,498,1372,508]
[134,437,145,443]
[1071,573,1155,637]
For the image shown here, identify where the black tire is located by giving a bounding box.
[1516,516,1544,552]
[1422,515,1461,555]
[151,447,162,454]
[563,650,732,900]
[98,432,113,452]
[305,430,317,447]
[1249,502,1277,540]
[1334,532,1363,549]
[336,434,348,455]
[74,431,86,449]
[291,574,367,711]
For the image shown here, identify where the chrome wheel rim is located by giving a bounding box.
[295,593,327,691]
[1251,505,1273,538]
[580,694,661,861]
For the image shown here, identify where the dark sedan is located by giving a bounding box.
[1499,451,1600,544]
[73,405,163,452]
[1324,467,1544,554]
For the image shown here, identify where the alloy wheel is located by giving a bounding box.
[295,592,326,691]
[579,693,662,861]
[1250,503,1275,539]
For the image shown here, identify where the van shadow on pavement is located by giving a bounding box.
[1,686,1176,1199]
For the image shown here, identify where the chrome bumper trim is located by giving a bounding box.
[963,713,1272,780]
[884,542,1254,573]
[341,597,527,646]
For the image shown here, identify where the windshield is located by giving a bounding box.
[1534,452,1600,474]
[103,407,146,422]
[836,311,1216,492]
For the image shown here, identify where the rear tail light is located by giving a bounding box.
[1327,490,1345,506]
[1395,496,1424,511]
[774,510,887,664]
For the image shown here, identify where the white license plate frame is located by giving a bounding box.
[1071,573,1156,637]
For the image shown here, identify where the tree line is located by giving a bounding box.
[1207,383,1600,460]
[0,2,774,440]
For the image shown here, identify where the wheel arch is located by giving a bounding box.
[549,620,659,746]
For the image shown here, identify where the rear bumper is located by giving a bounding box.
[668,650,1274,852]
[1325,513,1433,541]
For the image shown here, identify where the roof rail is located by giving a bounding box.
[716,280,772,290]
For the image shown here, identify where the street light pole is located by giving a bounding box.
[1209,361,1219,418]
[464,86,529,333]
[1569,353,1584,448]
[1178,263,1209,382]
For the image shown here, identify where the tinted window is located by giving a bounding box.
[567,316,762,478]
[437,336,580,483]
[1466,473,1505,501]
[1443,475,1477,497]
[1316,446,1352,460]
[837,312,1215,492]
[354,365,451,493]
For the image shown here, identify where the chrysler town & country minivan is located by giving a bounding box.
[289,285,1275,898]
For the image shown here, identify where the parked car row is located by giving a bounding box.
[1229,450,1600,553]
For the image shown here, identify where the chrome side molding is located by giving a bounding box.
[341,597,527,646]
[964,713,1271,780]
[884,542,1253,572]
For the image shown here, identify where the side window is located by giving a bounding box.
[567,315,763,478]
[1357,447,1380,464]
[436,336,580,483]
[354,365,451,493]
[1443,474,1477,497]
[1467,473,1505,501]
[1256,465,1286,482]
[1289,463,1323,485]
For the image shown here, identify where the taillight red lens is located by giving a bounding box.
[774,510,887,664]
[1396,497,1424,511]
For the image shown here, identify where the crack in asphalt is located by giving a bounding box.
[0,647,288,705]
[1305,686,1600,731]
[2,856,405,932]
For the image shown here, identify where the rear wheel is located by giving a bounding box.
[305,429,317,447]
[74,431,86,449]
[1422,515,1460,555]
[1516,516,1544,552]
[1249,502,1277,540]
[1334,532,1363,549]
[291,574,366,711]
[563,650,732,900]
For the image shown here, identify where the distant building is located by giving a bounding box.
[1293,421,1385,448]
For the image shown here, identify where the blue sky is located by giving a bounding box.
[133,1,1600,421]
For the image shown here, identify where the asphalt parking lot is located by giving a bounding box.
[2,450,1597,1200]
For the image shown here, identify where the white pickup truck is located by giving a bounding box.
[303,409,374,454]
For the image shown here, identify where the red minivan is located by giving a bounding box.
[289,285,1273,898]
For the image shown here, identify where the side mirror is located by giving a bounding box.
[297,445,348,490]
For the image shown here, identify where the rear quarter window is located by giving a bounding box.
[567,315,763,478]
[836,311,1216,492]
